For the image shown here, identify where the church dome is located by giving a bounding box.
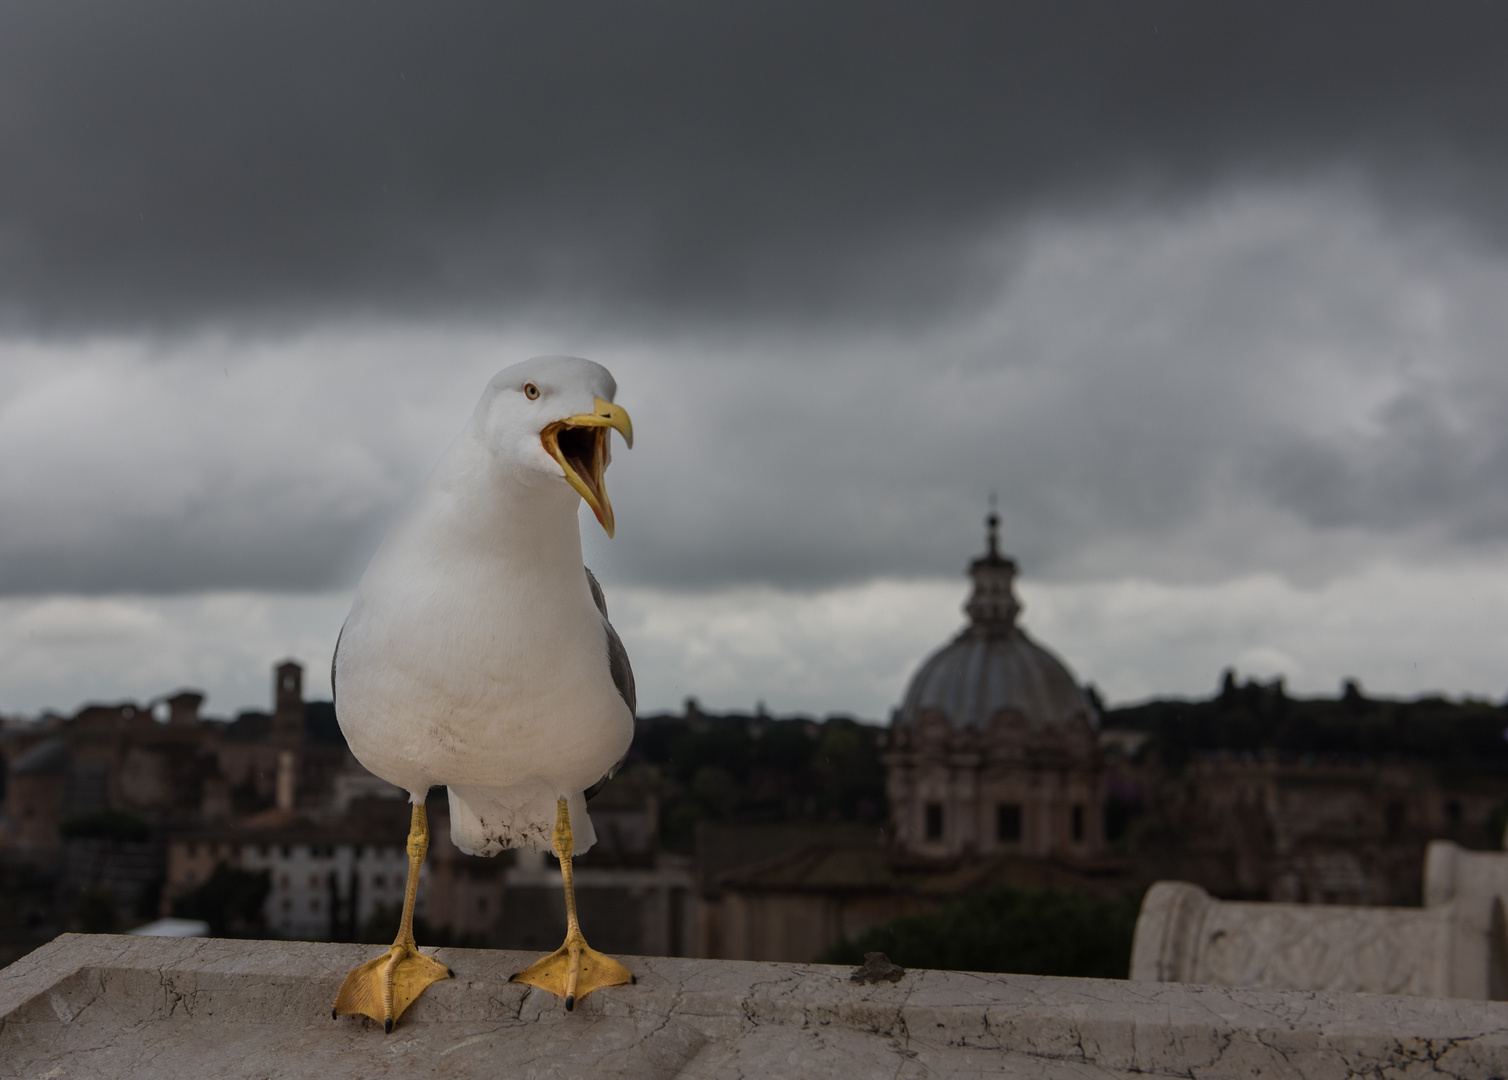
[895,515,1097,733]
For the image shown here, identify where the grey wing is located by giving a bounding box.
[584,567,635,800]
[585,567,636,715]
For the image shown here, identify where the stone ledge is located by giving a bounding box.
[4,934,1508,1078]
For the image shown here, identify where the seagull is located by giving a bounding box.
[330,356,637,1030]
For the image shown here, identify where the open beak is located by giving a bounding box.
[541,397,634,537]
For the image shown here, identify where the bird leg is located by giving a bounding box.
[510,797,634,1010]
[333,802,452,1032]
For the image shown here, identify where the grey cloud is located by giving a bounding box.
[5,153,1508,600]
[2,2,1508,334]
[584,190,1508,591]
[1257,387,1508,544]
[0,505,388,595]
[7,186,1506,594]
[0,340,450,595]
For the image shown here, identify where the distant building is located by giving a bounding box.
[1132,751,1505,907]
[885,513,1105,861]
[704,516,1119,963]
[1,660,355,931]
[1,659,349,866]
[163,799,420,939]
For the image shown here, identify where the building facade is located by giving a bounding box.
[163,803,422,940]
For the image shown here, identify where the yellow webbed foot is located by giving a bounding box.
[333,942,453,1033]
[511,934,634,1011]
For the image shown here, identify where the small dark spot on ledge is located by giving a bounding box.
[850,952,905,984]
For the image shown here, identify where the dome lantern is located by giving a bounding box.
[964,512,1022,634]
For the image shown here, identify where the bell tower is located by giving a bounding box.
[272,660,305,746]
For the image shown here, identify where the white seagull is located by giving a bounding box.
[330,356,637,1030]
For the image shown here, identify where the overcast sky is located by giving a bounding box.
[3,2,1507,720]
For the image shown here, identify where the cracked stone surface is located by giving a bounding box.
[5,935,1508,1078]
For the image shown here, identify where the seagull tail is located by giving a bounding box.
[447,784,597,857]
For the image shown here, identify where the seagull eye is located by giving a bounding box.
[524,383,540,400]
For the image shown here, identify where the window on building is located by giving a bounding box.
[310,898,320,913]
[1071,804,1085,842]
[996,803,1022,843]
[924,802,944,841]
[373,874,387,889]
[281,845,291,858]
[308,874,319,888]
[281,898,292,913]
[478,896,488,912]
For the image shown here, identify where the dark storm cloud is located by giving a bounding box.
[578,192,1508,592]
[8,182,1508,597]
[2,0,1507,333]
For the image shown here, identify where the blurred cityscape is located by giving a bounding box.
[4,525,1507,975]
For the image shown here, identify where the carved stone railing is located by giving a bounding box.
[1427,840,1508,1000]
[1130,879,1454,995]
[1132,840,1508,999]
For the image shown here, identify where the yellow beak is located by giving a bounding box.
[540,397,634,537]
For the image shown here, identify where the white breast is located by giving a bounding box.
[333,438,634,801]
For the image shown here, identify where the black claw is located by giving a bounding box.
[507,972,518,982]
[331,1007,338,1020]
[447,968,455,978]
[384,1019,394,1034]
[565,995,575,1011]
[630,975,637,985]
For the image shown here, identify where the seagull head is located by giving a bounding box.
[479,356,634,536]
